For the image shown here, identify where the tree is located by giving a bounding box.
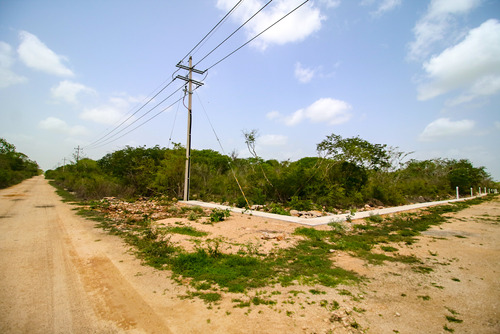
[0,138,39,188]
[242,129,274,188]
[317,134,390,170]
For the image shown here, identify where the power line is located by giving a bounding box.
[179,0,245,64]
[84,78,177,149]
[206,0,310,71]
[90,94,185,149]
[194,0,273,68]
[86,83,186,149]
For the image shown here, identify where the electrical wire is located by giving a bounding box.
[86,83,186,149]
[179,0,245,64]
[90,95,185,149]
[206,0,310,71]
[84,78,177,149]
[167,91,183,149]
[194,0,273,68]
[195,90,250,207]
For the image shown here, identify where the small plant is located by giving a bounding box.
[327,220,346,234]
[445,307,459,315]
[210,208,231,222]
[381,246,398,252]
[445,315,463,323]
[191,292,221,304]
[443,324,455,332]
[418,295,431,301]
[309,289,326,295]
[367,213,384,223]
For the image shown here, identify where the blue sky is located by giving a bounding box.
[1,0,499,181]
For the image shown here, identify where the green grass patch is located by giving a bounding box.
[380,246,398,252]
[167,226,208,237]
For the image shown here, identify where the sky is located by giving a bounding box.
[1,0,499,181]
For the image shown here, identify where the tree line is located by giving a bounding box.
[0,138,40,189]
[44,133,496,211]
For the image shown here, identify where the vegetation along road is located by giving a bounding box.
[1,175,499,333]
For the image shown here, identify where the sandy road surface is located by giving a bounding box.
[0,176,173,333]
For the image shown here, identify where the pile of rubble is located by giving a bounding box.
[95,197,180,222]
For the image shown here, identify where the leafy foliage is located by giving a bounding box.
[0,138,40,188]
[44,133,497,209]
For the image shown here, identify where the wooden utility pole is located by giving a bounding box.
[184,57,193,201]
[175,57,205,201]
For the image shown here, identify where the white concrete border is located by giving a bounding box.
[180,195,486,227]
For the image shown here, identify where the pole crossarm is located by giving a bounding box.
[176,62,206,75]
[175,75,204,87]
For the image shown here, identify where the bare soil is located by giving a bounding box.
[1,176,498,333]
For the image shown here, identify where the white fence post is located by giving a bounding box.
[456,186,459,199]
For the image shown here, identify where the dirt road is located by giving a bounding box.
[1,176,499,333]
[0,176,174,333]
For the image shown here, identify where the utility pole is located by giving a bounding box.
[75,146,81,163]
[175,57,205,201]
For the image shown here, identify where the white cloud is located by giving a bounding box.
[0,41,27,88]
[419,117,475,141]
[270,98,352,126]
[417,19,500,101]
[364,0,401,17]
[258,134,288,146]
[495,121,500,130]
[17,31,73,77]
[294,62,315,83]
[39,117,88,136]
[80,95,142,125]
[408,0,482,61]
[446,75,500,106]
[51,80,96,104]
[216,0,325,50]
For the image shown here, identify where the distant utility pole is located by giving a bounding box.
[74,146,82,163]
[175,57,205,201]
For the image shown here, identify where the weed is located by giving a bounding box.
[210,208,231,222]
[451,277,461,282]
[443,324,455,332]
[380,246,398,252]
[353,306,366,313]
[445,307,459,315]
[190,292,221,304]
[338,289,353,296]
[167,226,208,237]
[412,266,433,274]
[445,315,463,323]
[289,290,305,297]
[418,295,431,301]
[309,289,326,295]
[327,221,346,235]
[367,213,384,223]
[251,296,276,306]
[232,298,251,308]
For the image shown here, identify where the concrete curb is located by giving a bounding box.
[180,195,486,227]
